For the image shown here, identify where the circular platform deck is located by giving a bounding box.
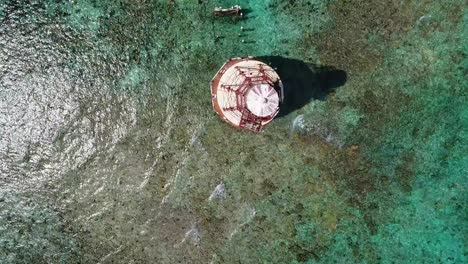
[210,57,283,132]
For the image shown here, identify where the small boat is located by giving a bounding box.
[213,5,242,17]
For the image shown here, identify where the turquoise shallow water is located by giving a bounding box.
[0,0,466,263]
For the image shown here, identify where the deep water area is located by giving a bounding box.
[0,0,466,263]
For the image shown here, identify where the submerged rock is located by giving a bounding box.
[208,182,226,201]
[291,114,306,133]
[177,227,201,247]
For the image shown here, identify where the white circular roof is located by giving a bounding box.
[210,58,283,131]
[245,84,279,117]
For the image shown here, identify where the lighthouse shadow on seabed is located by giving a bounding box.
[257,56,347,117]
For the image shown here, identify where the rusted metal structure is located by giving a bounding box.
[210,57,284,132]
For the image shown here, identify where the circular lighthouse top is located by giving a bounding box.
[245,83,280,117]
[210,57,283,132]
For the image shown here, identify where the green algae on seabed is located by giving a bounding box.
[0,191,80,263]
[0,0,467,263]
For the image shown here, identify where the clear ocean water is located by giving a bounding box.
[0,0,466,263]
